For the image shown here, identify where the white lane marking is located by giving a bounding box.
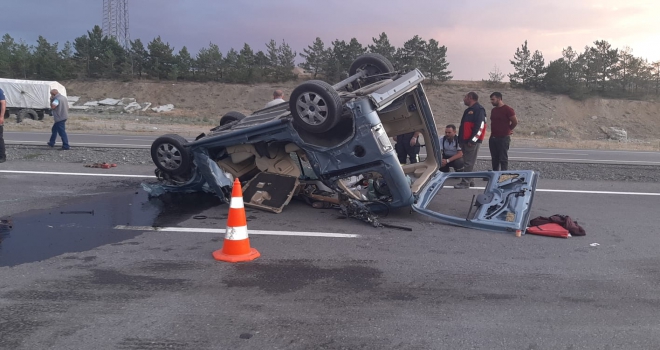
[511,147,660,155]
[509,151,589,156]
[114,225,360,238]
[6,140,149,148]
[443,186,660,196]
[5,132,155,138]
[0,170,155,178]
[504,156,660,165]
[3,170,659,196]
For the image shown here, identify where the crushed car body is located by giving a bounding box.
[145,53,539,234]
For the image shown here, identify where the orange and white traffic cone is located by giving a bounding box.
[213,178,261,262]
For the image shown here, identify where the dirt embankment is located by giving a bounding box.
[8,79,660,148]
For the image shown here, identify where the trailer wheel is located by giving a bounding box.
[37,111,45,121]
[151,134,192,176]
[17,109,38,123]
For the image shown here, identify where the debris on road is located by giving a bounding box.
[0,219,12,233]
[84,162,117,169]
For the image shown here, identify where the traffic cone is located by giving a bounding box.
[213,178,261,262]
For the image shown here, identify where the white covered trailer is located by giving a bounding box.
[0,78,67,122]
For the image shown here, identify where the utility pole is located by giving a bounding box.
[102,0,130,49]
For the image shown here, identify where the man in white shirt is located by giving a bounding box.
[439,124,464,172]
[265,90,286,108]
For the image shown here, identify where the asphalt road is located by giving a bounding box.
[2,161,660,349]
[6,131,660,165]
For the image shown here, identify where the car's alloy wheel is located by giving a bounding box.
[289,80,343,134]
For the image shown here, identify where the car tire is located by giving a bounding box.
[37,110,45,120]
[348,53,395,89]
[290,80,343,134]
[151,134,192,176]
[17,109,38,123]
[219,111,246,126]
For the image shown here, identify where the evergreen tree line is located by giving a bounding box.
[299,32,452,84]
[0,28,451,85]
[508,40,660,99]
[0,25,297,83]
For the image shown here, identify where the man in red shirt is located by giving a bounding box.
[489,92,517,171]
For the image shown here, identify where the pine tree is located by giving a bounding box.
[59,41,77,79]
[528,50,546,89]
[322,39,348,83]
[33,36,61,80]
[146,36,174,80]
[508,40,533,88]
[590,40,619,92]
[207,43,223,81]
[224,48,239,82]
[423,39,452,83]
[277,40,297,81]
[368,32,395,64]
[652,61,660,96]
[237,43,256,83]
[175,46,193,80]
[299,37,326,78]
[129,39,148,78]
[398,35,427,72]
[0,34,15,77]
[543,59,569,93]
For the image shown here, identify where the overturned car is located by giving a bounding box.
[147,54,538,234]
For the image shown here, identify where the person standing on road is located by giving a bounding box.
[265,89,286,108]
[489,92,517,171]
[394,131,421,165]
[47,89,70,150]
[455,91,486,189]
[439,124,464,172]
[0,88,6,163]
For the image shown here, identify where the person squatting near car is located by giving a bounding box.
[439,124,464,173]
[394,131,421,165]
[489,92,517,171]
[454,91,487,189]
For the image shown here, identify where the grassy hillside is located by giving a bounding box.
[59,79,660,143]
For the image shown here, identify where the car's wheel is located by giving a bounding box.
[151,134,192,176]
[348,53,395,89]
[290,80,343,134]
[17,109,38,123]
[37,111,45,120]
[219,111,246,126]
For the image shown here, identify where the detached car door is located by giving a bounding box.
[412,170,539,234]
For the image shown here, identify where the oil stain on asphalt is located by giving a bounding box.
[0,190,162,267]
[0,190,228,267]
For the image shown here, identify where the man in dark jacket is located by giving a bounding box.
[454,91,486,189]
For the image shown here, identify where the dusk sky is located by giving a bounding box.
[3,0,659,80]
